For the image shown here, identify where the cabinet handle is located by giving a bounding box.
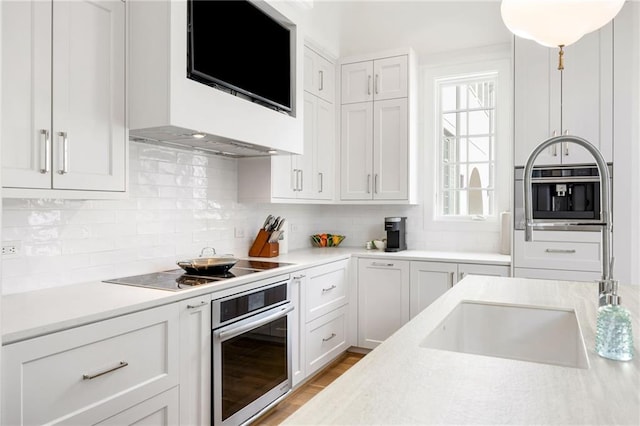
[545,248,576,254]
[449,272,455,288]
[187,300,208,309]
[39,129,50,173]
[550,130,558,156]
[57,131,69,174]
[293,274,306,280]
[293,169,300,191]
[367,174,371,193]
[299,169,304,191]
[321,284,337,293]
[374,174,379,194]
[318,172,323,193]
[319,70,324,91]
[375,74,379,94]
[322,333,337,342]
[82,361,128,380]
[371,262,394,267]
[563,130,570,156]
[367,75,372,95]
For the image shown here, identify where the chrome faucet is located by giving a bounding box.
[523,135,614,305]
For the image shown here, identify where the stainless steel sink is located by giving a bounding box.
[421,301,590,369]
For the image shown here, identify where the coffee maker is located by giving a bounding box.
[384,217,407,252]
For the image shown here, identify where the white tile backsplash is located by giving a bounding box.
[1,141,501,294]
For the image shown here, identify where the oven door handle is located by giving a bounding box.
[217,305,294,341]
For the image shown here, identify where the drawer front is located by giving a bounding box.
[2,304,179,426]
[514,230,602,272]
[305,306,347,376]
[305,260,348,322]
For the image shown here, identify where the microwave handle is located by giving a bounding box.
[217,305,294,341]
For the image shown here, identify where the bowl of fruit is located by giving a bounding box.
[311,233,345,247]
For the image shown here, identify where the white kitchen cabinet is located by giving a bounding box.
[300,259,350,378]
[304,45,335,104]
[291,272,306,387]
[2,303,179,425]
[457,263,511,282]
[95,387,179,426]
[341,98,409,200]
[271,92,335,200]
[514,23,613,166]
[514,267,601,282]
[341,55,408,104]
[409,261,457,319]
[357,258,410,349]
[178,295,211,426]
[340,50,416,203]
[1,0,127,198]
[238,45,335,204]
[409,261,510,319]
[514,229,602,280]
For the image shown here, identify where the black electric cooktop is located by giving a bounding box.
[103,259,292,292]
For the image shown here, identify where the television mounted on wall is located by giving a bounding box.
[187,0,292,113]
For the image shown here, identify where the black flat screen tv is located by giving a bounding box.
[187,0,292,113]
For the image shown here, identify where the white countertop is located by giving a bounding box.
[1,248,508,344]
[283,275,640,425]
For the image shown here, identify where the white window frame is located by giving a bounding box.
[423,58,512,232]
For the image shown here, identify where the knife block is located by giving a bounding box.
[249,229,279,258]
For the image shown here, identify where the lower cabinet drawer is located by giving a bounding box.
[514,230,602,272]
[95,386,179,426]
[305,259,349,322]
[305,306,347,377]
[2,304,179,426]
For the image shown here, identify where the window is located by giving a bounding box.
[437,74,497,218]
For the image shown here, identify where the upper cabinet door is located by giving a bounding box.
[51,0,126,191]
[560,23,613,165]
[1,0,53,189]
[304,46,335,104]
[373,98,408,200]
[372,55,408,101]
[341,61,374,104]
[313,96,335,200]
[340,102,374,200]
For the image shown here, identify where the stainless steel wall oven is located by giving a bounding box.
[212,275,293,425]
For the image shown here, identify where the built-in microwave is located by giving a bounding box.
[514,163,613,231]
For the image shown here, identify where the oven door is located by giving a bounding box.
[213,303,294,426]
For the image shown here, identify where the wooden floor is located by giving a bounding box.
[252,351,366,425]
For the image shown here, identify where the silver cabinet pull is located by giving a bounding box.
[563,130,570,156]
[449,272,455,288]
[545,248,576,254]
[550,130,558,156]
[293,274,306,280]
[321,284,337,293]
[293,169,300,191]
[367,174,371,194]
[375,74,379,94]
[299,169,303,191]
[187,300,208,309]
[318,172,323,193]
[322,333,336,342]
[39,129,50,173]
[374,174,379,194]
[82,361,128,380]
[57,131,68,174]
[318,70,324,91]
[371,262,394,267]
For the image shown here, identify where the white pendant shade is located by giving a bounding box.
[501,0,625,47]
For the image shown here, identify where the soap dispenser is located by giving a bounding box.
[595,281,634,361]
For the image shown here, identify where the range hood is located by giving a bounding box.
[129,126,285,158]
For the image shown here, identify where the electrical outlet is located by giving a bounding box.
[290,223,299,233]
[2,241,21,257]
[234,227,245,239]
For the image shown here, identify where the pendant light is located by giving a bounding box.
[501,0,625,69]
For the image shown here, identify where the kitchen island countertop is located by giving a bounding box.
[283,275,640,425]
